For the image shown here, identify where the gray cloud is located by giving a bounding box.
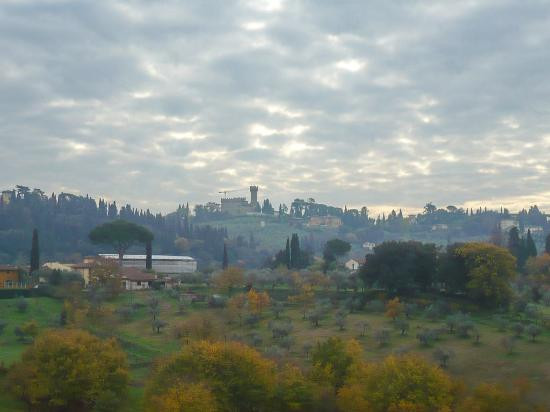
[1,0,550,214]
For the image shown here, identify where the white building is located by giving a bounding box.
[345,259,360,271]
[98,254,197,274]
[362,242,376,254]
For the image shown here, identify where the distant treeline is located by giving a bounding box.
[0,186,226,265]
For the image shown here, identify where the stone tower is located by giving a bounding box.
[250,185,259,207]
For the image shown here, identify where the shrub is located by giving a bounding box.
[394,319,409,335]
[404,303,418,319]
[0,320,7,335]
[244,314,260,328]
[471,327,481,344]
[374,329,391,347]
[416,329,433,346]
[271,321,293,340]
[334,311,347,331]
[526,324,542,342]
[456,320,475,338]
[357,320,369,337]
[433,347,454,368]
[16,297,28,313]
[510,322,524,337]
[494,315,508,332]
[501,336,516,354]
[279,336,295,351]
[152,319,167,334]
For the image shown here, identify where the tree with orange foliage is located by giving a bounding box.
[145,341,276,412]
[8,329,128,411]
[337,354,455,412]
[213,267,244,295]
[289,283,315,319]
[385,297,404,320]
[248,289,270,315]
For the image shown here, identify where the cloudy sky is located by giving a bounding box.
[1,0,550,215]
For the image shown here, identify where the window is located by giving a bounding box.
[137,281,141,286]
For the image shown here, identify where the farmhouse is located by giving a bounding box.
[120,267,157,290]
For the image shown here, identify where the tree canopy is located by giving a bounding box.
[359,241,437,293]
[8,329,129,411]
[89,219,154,263]
[145,341,276,412]
[456,242,516,307]
[337,355,455,412]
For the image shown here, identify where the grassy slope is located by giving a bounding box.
[1,292,549,410]
[0,297,63,411]
[202,215,337,250]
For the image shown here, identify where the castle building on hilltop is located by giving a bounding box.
[221,186,260,215]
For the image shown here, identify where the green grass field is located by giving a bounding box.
[0,291,549,410]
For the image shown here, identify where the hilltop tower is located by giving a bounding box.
[250,186,258,207]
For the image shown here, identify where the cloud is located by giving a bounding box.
[1,0,550,213]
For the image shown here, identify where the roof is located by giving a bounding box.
[70,263,94,269]
[0,265,20,271]
[99,254,196,262]
[119,267,157,281]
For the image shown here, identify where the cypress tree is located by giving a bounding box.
[30,228,39,273]
[290,233,300,269]
[526,229,537,258]
[284,238,291,269]
[507,227,522,259]
[222,243,228,269]
[146,240,153,270]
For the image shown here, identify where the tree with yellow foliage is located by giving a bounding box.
[337,354,455,412]
[145,341,276,412]
[456,242,516,307]
[213,267,244,295]
[248,289,270,315]
[145,382,218,412]
[288,283,315,319]
[457,379,539,412]
[274,364,316,411]
[310,338,363,390]
[8,329,129,411]
[227,293,247,325]
[385,297,404,320]
[289,271,303,291]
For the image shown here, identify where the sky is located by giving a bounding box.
[1,0,550,215]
